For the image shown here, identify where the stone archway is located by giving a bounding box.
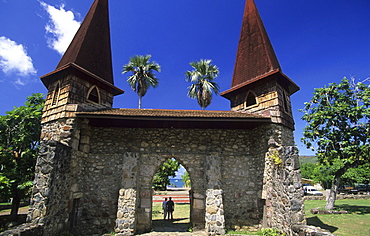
[151,158,193,233]
[135,154,207,234]
[114,146,226,235]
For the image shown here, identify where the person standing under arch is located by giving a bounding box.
[162,198,168,220]
[167,197,174,220]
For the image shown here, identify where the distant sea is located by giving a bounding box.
[168,178,184,188]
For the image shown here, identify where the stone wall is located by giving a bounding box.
[262,125,305,235]
[27,118,305,235]
[28,117,82,235]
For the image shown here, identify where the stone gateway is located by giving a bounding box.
[26,0,305,235]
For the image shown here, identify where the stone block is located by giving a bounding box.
[193,199,205,209]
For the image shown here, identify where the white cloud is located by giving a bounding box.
[14,78,26,86]
[0,36,37,79]
[39,1,81,55]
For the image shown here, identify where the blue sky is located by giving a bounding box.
[1,0,369,156]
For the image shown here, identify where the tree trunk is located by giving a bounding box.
[10,191,21,220]
[138,96,142,109]
[326,175,340,210]
[325,163,355,210]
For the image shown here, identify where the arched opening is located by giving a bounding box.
[151,158,192,233]
[87,85,100,104]
[245,91,257,107]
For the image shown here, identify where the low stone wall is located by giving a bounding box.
[304,194,370,201]
[0,223,43,236]
[292,225,337,236]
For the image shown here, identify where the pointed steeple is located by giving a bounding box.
[221,0,299,99]
[57,0,113,83]
[41,0,123,96]
[221,0,299,129]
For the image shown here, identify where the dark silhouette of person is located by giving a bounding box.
[162,198,168,219]
[166,197,174,220]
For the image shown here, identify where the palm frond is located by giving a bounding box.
[185,59,220,109]
[122,55,161,108]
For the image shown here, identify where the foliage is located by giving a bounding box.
[269,149,282,165]
[181,171,191,187]
[341,163,370,185]
[301,162,370,189]
[152,158,180,190]
[185,59,220,110]
[122,55,161,109]
[0,93,44,217]
[300,77,370,209]
[299,155,318,164]
[258,228,286,236]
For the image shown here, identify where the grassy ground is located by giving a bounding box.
[152,202,191,232]
[1,200,369,235]
[304,199,370,236]
[152,199,370,235]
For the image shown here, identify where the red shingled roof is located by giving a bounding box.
[231,0,281,88]
[221,0,299,98]
[77,108,271,129]
[57,0,113,84]
[41,0,121,95]
[77,108,268,119]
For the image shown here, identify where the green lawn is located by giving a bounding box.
[152,202,191,232]
[304,199,370,236]
[152,199,370,236]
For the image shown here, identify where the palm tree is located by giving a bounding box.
[122,55,161,109]
[185,59,220,110]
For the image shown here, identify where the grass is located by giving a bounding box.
[2,199,369,235]
[304,199,370,236]
[152,202,191,232]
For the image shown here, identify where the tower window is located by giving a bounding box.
[246,91,257,107]
[87,86,100,104]
[282,91,290,112]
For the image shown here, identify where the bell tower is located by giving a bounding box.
[40,0,123,123]
[221,0,299,129]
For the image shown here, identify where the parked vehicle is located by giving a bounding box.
[338,185,359,194]
[303,186,323,196]
[355,184,370,194]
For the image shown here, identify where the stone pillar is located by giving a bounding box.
[115,189,137,235]
[205,156,225,235]
[262,142,305,234]
[115,152,139,235]
[28,118,79,235]
[205,189,225,235]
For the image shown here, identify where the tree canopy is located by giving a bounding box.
[181,171,191,188]
[300,77,369,209]
[152,158,180,191]
[185,59,220,110]
[0,93,44,218]
[122,55,161,109]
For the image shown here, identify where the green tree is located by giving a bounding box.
[152,158,180,191]
[181,171,191,188]
[185,59,220,110]
[301,162,334,189]
[122,55,161,109]
[341,163,370,185]
[0,93,44,218]
[300,77,370,209]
